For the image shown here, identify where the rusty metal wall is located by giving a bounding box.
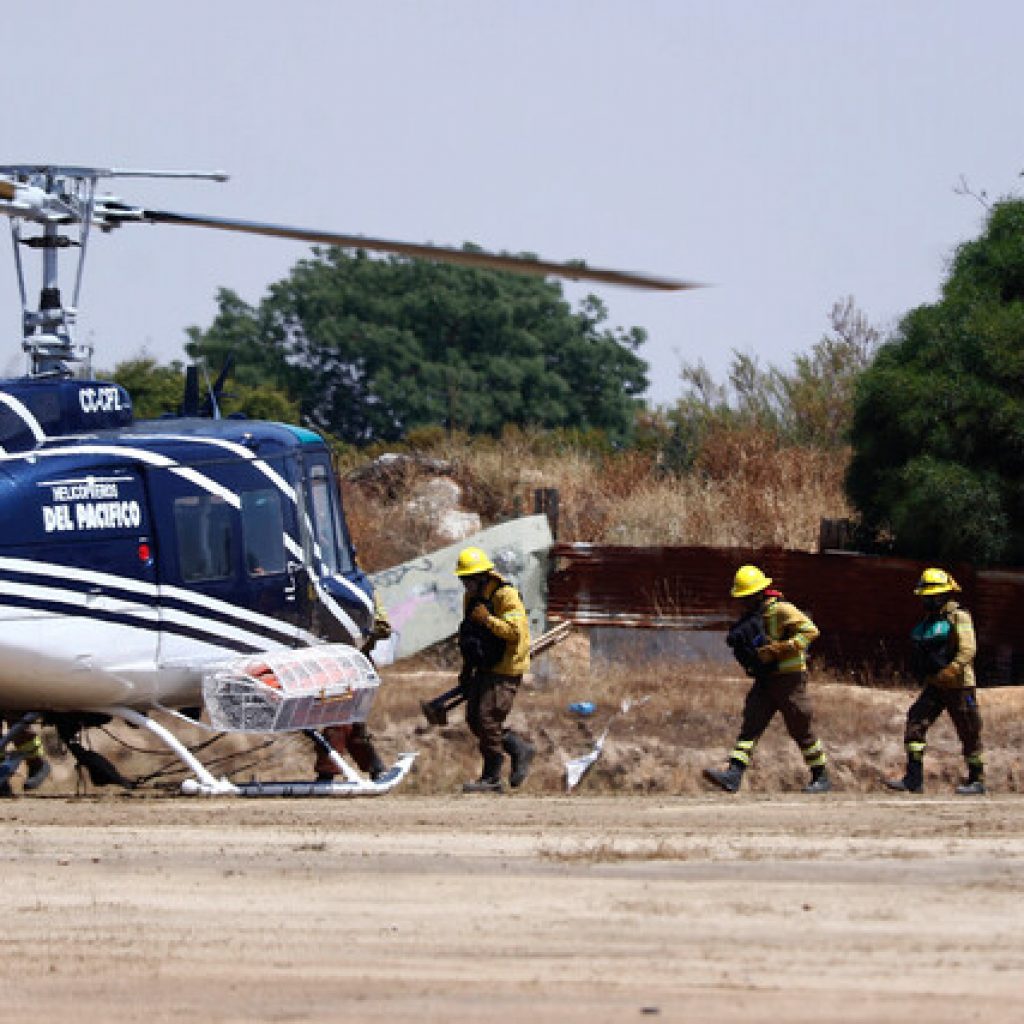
[547,544,1024,685]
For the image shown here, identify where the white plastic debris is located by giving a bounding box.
[564,696,650,792]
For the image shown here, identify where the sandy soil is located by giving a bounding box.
[2,792,1022,1023]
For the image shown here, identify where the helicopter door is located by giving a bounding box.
[238,483,308,635]
[147,463,305,663]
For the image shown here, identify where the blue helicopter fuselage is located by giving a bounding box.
[0,378,375,711]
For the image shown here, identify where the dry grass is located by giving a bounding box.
[340,427,853,570]
[351,635,1024,798]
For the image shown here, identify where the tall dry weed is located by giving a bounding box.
[342,426,853,569]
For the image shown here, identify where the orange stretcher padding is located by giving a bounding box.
[241,660,357,695]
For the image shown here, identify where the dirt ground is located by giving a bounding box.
[2,792,1023,1024]
[4,648,1023,1022]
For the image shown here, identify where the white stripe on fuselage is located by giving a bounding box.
[311,578,360,642]
[0,556,318,647]
[0,442,241,508]
[0,577,159,623]
[0,391,46,445]
[128,432,298,503]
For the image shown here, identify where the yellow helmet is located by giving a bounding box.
[913,567,961,596]
[731,564,772,598]
[455,546,495,577]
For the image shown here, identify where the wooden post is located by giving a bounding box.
[534,487,559,539]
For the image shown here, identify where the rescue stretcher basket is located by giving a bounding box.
[203,645,379,734]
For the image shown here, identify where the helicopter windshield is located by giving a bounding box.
[307,462,353,576]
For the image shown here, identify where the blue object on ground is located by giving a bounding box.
[568,701,596,716]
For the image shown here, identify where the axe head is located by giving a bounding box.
[420,699,449,727]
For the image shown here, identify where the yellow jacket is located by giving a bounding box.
[762,596,819,675]
[464,573,531,676]
[930,601,977,689]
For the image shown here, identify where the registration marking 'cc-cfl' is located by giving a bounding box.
[79,386,126,414]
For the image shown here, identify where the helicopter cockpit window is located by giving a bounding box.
[330,479,355,575]
[240,489,286,576]
[308,463,353,576]
[308,464,339,574]
[173,494,233,582]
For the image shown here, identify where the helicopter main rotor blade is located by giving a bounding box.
[141,209,699,292]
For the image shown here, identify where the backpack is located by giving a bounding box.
[458,585,511,670]
[909,614,954,681]
[726,608,769,678]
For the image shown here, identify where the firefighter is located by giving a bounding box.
[315,591,391,783]
[0,715,51,797]
[704,564,831,794]
[454,546,534,794]
[884,568,985,796]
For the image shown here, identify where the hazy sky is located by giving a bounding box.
[1,1,1020,405]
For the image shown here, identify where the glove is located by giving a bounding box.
[936,664,960,686]
[372,615,392,641]
[468,603,491,626]
[756,641,789,664]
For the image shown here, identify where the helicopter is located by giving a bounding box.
[0,164,695,797]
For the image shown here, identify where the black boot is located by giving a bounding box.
[358,747,388,782]
[884,756,923,794]
[463,753,505,794]
[703,759,745,793]
[956,761,985,796]
[803,765,831,793]
[502,732,536,789]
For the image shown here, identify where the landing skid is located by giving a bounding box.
[226,757,417,798]
[105,706,416,798]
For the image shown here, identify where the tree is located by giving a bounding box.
[219,382,301,425]
[185,247,650,445]
[112,357,186,419]
[779,297,882,448]
[669,297,880,467]
[846,199,1024,565]
[111,355,300,424]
